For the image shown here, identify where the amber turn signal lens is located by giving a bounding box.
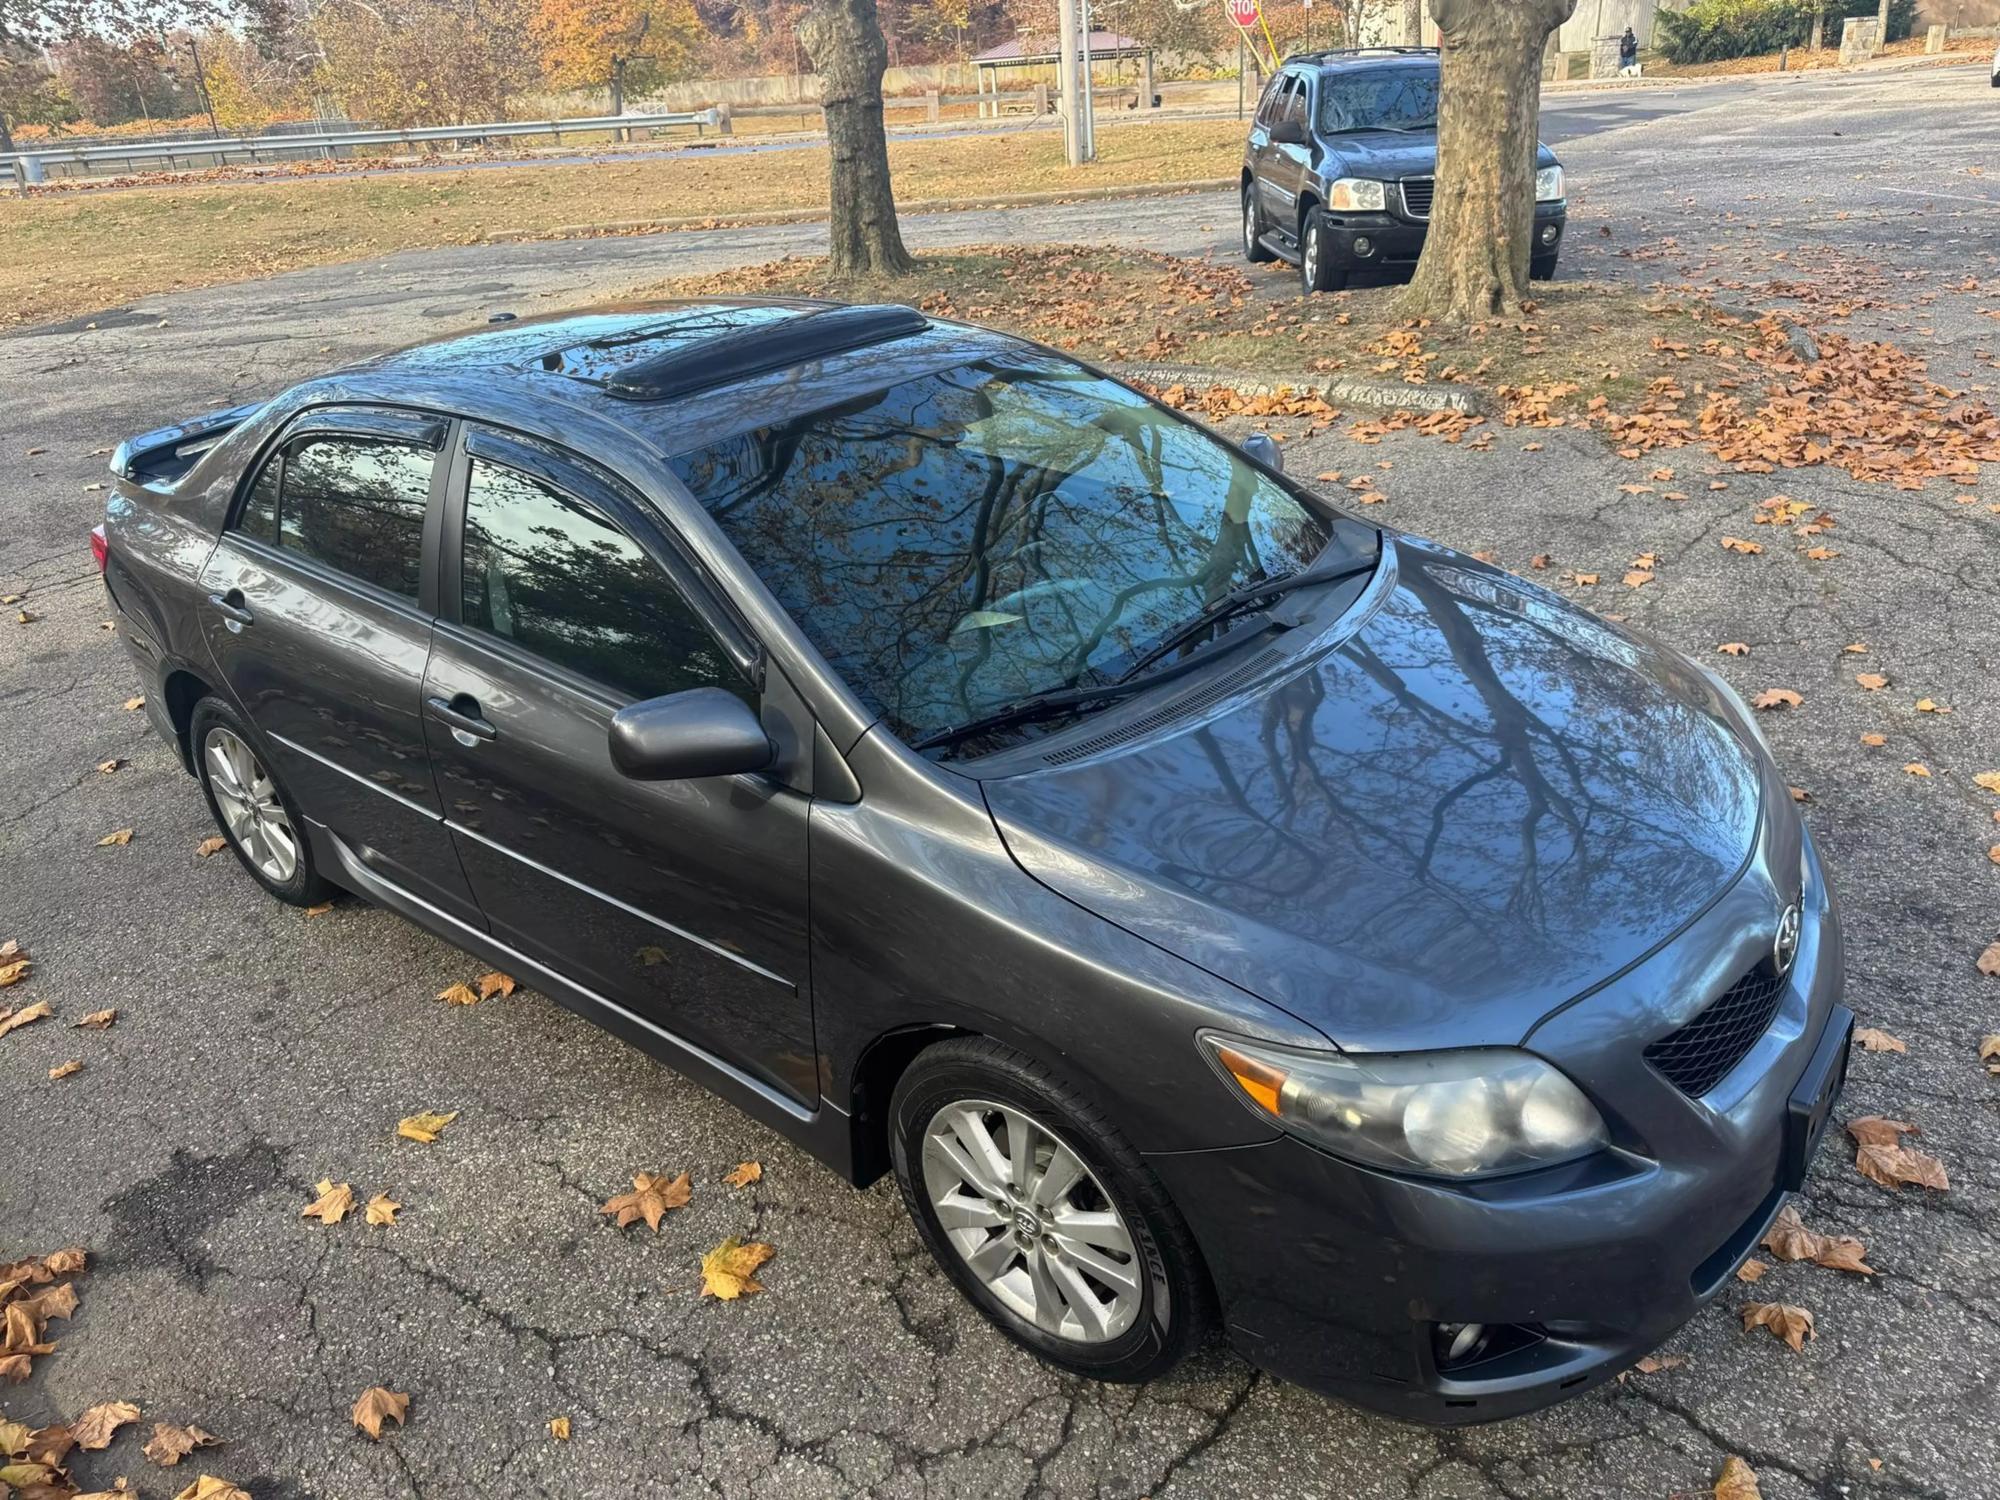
[1215,1045,1288,1116]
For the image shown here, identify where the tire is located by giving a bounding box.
[1530,255,1559,282]
[1299,207,1347,294]
[190,696,332,907]
[1242,183,1274,263]
[890,1037,1211,1384]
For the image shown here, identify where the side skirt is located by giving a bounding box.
[310,819,860,1183]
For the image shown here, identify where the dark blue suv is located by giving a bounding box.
[1241,48,1568,292]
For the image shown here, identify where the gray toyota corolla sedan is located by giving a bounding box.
[97,300,1851,1424]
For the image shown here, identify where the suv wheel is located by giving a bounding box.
[1300,208,1347,294]
[1242,185,1274,263]
[191,697,332,907]
[889,1037,1210,1382]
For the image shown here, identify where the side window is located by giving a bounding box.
[1283,79,1309,129]
[233,433,433,600]
[1257,77,1291,127]
[458,457,738,703]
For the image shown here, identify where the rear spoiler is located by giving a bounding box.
[110,401,264,488]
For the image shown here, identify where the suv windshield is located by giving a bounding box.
[1317,68,1439,133]
[670,354,1373,747]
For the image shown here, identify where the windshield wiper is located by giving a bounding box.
[1112,554,1379,687]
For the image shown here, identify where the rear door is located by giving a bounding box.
[1265,72,1314,226]
[197,407,483,925]
[420,425,817,1104]
[1253,76,1298,223]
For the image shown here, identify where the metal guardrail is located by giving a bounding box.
[5,109,725,184]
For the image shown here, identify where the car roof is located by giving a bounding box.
[336,298,1031,459]
[1292,48,1438,74]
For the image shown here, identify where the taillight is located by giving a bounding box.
[91,524,108,573]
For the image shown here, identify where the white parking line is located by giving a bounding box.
[1870,183,2000,208]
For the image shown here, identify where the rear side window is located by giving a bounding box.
[1256,76,1291,127]
[1283,79,1310,129]
[235,434,433,599]
[458,457,738,703]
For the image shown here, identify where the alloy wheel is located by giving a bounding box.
[1305,222,1322,286]
[204,726,299,884]
[1243,195,1258,256]
[920,1098,1143,1344]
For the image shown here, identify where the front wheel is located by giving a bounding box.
[191,697,332,907]
[1299,208,1347,294]
[890,1038,1210,1383]
[1530,255,1559,282]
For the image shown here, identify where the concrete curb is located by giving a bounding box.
[1111,360,1486,416]
[482,178,1238,243]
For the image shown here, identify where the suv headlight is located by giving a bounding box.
[1536,165,1565,202]
[1327,178,1387,212]
[1201,1035,1607,1178]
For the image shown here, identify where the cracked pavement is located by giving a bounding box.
[3,59,1998,1500]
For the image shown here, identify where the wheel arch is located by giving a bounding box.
[845,1023,968,1186]
[163,665,217,773]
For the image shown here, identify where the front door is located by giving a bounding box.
[421,426,816,1104]
[197,407,482,926]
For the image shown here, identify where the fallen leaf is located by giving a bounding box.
[722,1161,762,1189]
[48,1060,82,1081]
[16,609,38,624]
[1741,1301,1815,1352]
[600,1171,691,1232]
[435,982,478,1006]
[351,1386,409,1440]
[301,1181,355,1225]
[1788,786,1811,804]
[1979,942,2000,977]
[71,1401,140,1451]
[1854,673,1888,691]
[0,1354,32,1381]
[396,1110,457,1143]
[195,837,227,858]
[304,902,333,917]
[74,1009,117,1030]
[1847,1116,1919,1147]
[365,1193,400,1226]
[0,1002,52,1039]
[1720,537,1764,555]
[1842,642,1868,654]
[1634,1353,1687,1374]
[1623,569,1654,588]
[1853,1027,1906,1053]
[123,695,146,711]
[549,1416,570,1441]
[1813,1235,1875,1275]
[1916,698,1947,713]
[1751,689,1801,711]
[1736,1259,1769,1283]
[1717,642,1750,656]
[1903,763,1931,778]
[1848,1118,1948,1191]
[1974,772,2000,794]
[1805,546,1840,561]
[96,759,125,775]
[1573,572,1599,586]
[0,953,31,987]
[1529,553,1550,569]
[97,828,135,847]
[171,1477,250,1500]
[700,1237,775,1301]
[141,1422,220,1466]
[1715,1455,1763,1500]
[1762,1204,1820,1262]
[474,971,516,1000]
[1860,733,1886,747]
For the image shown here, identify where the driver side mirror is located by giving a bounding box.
[1240,432,1284,473]
[1270,117,1307,146]
[609,687,773,781]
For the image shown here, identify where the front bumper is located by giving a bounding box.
[1313,201,1567,271]
[1149,823,1846,1425]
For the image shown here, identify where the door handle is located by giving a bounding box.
[208,590,254,629]
[426,693,497,742]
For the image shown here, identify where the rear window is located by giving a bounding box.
[235,434,433,599]
[1317,68,1438,132]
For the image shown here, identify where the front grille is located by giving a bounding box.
[1644,964,1787,1097]
[1400,178,1434,220]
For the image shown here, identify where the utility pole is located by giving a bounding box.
[1056,0,1084,165]
[1078,0,1096,161]
[1875,0,1890,44]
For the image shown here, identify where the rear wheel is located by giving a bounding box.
[890,1037,1210,1383]
[191,697,331,907]
[1242,184,1274,263]
[1299,207,1347,294]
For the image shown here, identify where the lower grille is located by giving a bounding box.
[1644,964,1787,1097]
[1400,178,1435,220]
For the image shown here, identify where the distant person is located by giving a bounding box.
[1619,26,1641,77]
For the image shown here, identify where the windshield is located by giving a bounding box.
[1318,68,1439,132]
[669,355,1371,747]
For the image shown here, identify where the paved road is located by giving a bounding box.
[2,62,1997,1500]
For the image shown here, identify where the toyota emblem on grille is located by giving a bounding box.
[1774,903,1802,976]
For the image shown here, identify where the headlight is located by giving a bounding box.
[1201,1036,1607,1178]
[1327,178,1386,212]
[1535,165,1565,202]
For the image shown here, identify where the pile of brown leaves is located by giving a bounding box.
[0,1247,85,1384]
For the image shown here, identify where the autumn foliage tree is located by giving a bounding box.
[1399,0,1575,324]
[530,0,706,114]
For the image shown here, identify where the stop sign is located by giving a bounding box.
[1226,0,1261,29]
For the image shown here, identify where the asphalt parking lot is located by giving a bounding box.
[2,60,1997,1500]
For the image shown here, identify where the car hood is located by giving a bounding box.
[984,536,1764,1051]
[1324,136,1557,179]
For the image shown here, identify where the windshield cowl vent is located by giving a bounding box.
[1040,650,1285,767]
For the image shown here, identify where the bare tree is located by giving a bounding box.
[1398,0,1574,323]
[800,0,914,276]
[1402,0,1423,46]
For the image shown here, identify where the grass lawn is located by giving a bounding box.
[0,120,1242,332]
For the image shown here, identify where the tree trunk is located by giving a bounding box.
[0,113,14,158]
[1811,7,1824,51]
[1397,0,1575,324]
[610,56,625,116]
[1403,0,1425,46]
[801,0,915,276]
